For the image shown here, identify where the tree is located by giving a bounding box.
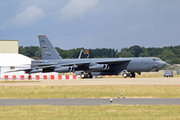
[171,58,180,64]
[35,49,41,58]
[128,45,143,57]
[24,46,40,57]
[55,47,64,55]
[141,47,148,54]
[121,47,128,53]
[18,45,180,64]
[162,48,175,60]
[139,53,150,57]
[19,46,28,56]
[172,45,180,55]
[119,52,134,57]
[149,48,163,56]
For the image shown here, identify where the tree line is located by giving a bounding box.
[19,45,180,64]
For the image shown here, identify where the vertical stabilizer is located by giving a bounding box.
[38,35,62,60]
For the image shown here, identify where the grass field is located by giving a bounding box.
[0,105,180,120]
[0,86,180,98]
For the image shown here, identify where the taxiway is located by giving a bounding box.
[0,98,180,106]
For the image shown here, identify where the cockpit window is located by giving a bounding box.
[152,59,157,61]
[152,58,162,61]
[158,58,162,61]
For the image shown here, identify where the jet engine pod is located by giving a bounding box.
[104,64,110,70]
[54,66,75,73]
[69,66,75,72]
[89,64,110,70]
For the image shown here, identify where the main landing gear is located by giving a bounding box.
[122,72,136,78]
[81,72,93,79]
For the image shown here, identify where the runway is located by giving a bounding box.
[0,98,180,106]
[1,77,180,86]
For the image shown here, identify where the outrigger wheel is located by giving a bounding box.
[81,73,93,79]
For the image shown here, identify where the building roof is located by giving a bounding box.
[174,64,180,67]
[0,54,33,66]
[0,40,18,41]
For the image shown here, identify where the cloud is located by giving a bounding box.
[3,5,45,28]
[59,0,98,19]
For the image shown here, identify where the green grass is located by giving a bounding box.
[0,105,180,120]
[0,86,180,98]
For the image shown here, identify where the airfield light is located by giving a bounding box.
[110,98,113,103]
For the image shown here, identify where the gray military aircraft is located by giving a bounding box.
[11,35,167,78]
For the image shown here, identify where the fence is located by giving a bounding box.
[0,74,78,81]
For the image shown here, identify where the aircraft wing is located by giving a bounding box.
[10,59,131,72]
[5,64,56,73]
[5,68,33,73]
[58,59,131,67]
[96,59,131,64]
[6,59,131,74]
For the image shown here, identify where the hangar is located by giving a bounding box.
[0,39,32,76]
[0,40,18,53]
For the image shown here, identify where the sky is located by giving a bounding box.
[0,0,180,51]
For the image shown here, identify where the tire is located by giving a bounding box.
[123,73,127,78]
[84,74,88,78]
[131,73,135,78]
[87,73,92,78]
[81,74,85,79]
[87,74,90,78]
[130,74,132,77]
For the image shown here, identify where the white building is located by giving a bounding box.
[0,53,33,76]
[0,39,59,80]
[0,39,33,76]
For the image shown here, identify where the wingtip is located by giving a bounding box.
[38,35,47,37]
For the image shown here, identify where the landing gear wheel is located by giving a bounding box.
[130,72,135,78]
[81,73,85,79]
[81,73,93,79]
[123,73,127,78]
[123,72,135,78]
[87,73,93,78]
[87,74,90,78]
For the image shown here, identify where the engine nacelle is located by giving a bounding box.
[89,64,110,70]
[54,66,75,73]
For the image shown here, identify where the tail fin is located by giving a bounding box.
[38,35,62,60]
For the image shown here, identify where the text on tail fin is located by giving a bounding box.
[38,35,62,60]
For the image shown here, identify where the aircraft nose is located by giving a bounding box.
[158,61,167,68]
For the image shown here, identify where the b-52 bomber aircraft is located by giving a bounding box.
[13,35,167,78]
